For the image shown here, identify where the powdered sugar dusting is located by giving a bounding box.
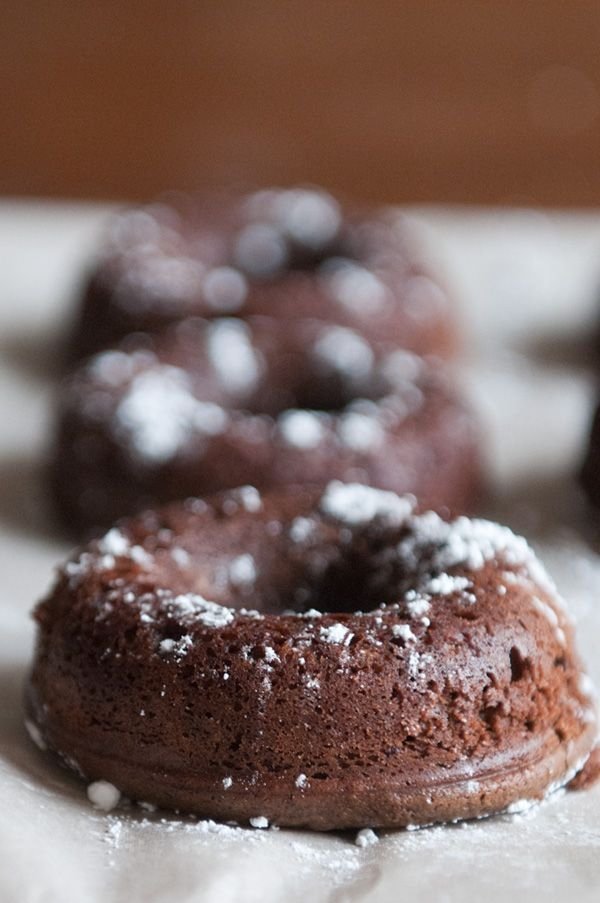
[392,623,417,642]
[321,481,413,526]
[289,516,316,543]
[355,828,379,847]
[24,718,47,751]
[87,781,121,812]
[274,188,341,248]
[206,319,262,395]
[398,511,556,596]
[337,411,384,452]
[278,410,327,449]
[115,365,227,463]
[423,574,472,596]
[98,528,130,557]
[166,594,235,628]
[319,623,354,645]
[228,554,257,587]
[202,266,247,313]
[322,258,388,314]
[223,485,262,514]
[312,325,374,381]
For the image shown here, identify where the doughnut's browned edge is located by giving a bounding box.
[23,684,597,830]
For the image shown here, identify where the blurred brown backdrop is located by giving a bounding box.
[3,1,600,205]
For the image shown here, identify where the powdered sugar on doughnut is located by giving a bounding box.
[312,325,374,381]
[319,623,354,645]
[221,485,263,515]
[228,554,258,588]
[202,266,248,313]
[337,411,384,452]
[115,365,228,463]
[206,319,262,395]
[166,593,235,628]
[321,258,388,313]
[320,481,414,526]
[114,254,206,311]
[398,511,557,596]
[273,188,341,248]
[278,410,327,449]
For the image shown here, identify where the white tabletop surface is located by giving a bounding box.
[2,201,600,902]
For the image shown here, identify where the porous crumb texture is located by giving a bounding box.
[51,315,480,532]
[26,483,596,830]
[66,187,456,364]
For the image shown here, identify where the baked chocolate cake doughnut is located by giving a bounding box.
[67,187,456,363]
[26,482,596,829]
[51,316,480,533]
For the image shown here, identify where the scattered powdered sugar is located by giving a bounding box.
[24,718,47,751]
[423,574,472,596]
[166,593,235,628]
[202,266,248,313]
[312,325,374,381]
[264,646,280,664]
[130,545,152,567]
[319,623,354,645]
[277,410,327,449]
[228,554,257,588]
[337,411,384,452]
[159,635,193,660]
[171,547,190,568]
[380,349,424,387]
[206,319,262,395]
[98,528,130,557]
[137,801,157,813]
[295,773,308,789]
[103,818,123,856]
[355,828,379,847]
[62,528,152,586]
[320,481,413,527]
[116,365,228,464]
[114,253,206,310]
[398,511,556,594]
[223,485,262,514]
[322,258,388,314]
[289,516,316,543]
[404,591,432,619]
[90,349,135,387]
[274,188,341,248]
[249,816,269,829]
[532,595,560,626]
[234,222,288,276]
[87,781,121,812]
[531,596,566,646]
[505,798,538,815]
[392,624,417,643]
[222,777,233,790]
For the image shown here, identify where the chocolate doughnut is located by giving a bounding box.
[26,482,596,830]
[67,188,456,364]
[51,316,480,533]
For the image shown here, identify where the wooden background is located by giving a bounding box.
[4,1,600,206]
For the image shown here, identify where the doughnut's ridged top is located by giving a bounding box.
[52,319,480,532]
[27,483,596,829]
